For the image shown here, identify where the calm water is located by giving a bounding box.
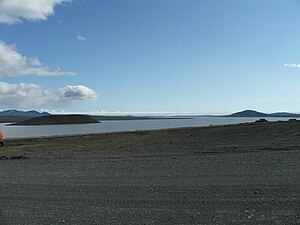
[0,117,293,138]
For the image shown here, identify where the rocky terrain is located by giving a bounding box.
[0,121,299,224]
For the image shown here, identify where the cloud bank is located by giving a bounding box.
[0,82,98,110]
[284,63,300,68]
[0,41,74,77]
[0,1,100,111]
[0,0,70,24]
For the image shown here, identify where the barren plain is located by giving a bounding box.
[0,121,299,224]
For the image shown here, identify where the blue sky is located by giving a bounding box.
[1,0,300,114]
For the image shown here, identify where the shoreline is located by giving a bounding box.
[1,117,296,139]
[2,117,294,139]
[1,119,299,157]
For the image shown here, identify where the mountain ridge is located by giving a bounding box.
[227,110,300,117]
[0,110,50,117]
[1,109,300,121]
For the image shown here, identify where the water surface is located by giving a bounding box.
[0,117,292,138]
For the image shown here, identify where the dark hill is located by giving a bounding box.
[269,112,300,117]
[227,110,268,117]
[228,110,300,117]
[8,115,100,126]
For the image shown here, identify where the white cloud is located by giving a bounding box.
[284,63,300,68]
[0,0,70,24]
[58,85,98,101]
[40,108,65,114]
[0,82,98,110]
[0,41,74,77]
[77,36,86,41]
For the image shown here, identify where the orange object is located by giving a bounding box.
[0,131,3,140]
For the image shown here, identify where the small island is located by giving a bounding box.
[8,115,100,126]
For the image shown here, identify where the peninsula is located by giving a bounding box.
[8,114,100,126]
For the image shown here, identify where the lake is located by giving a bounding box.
[0,117,293,138]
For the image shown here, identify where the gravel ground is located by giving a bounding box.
[0,121,300,224]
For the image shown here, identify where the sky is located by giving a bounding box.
[1,0,300,114]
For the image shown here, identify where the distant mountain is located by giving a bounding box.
[228,110,300,117]
[2,109,300,123]
[268,112,300,117]
[0,110,50,117]
[227,110,269,117]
